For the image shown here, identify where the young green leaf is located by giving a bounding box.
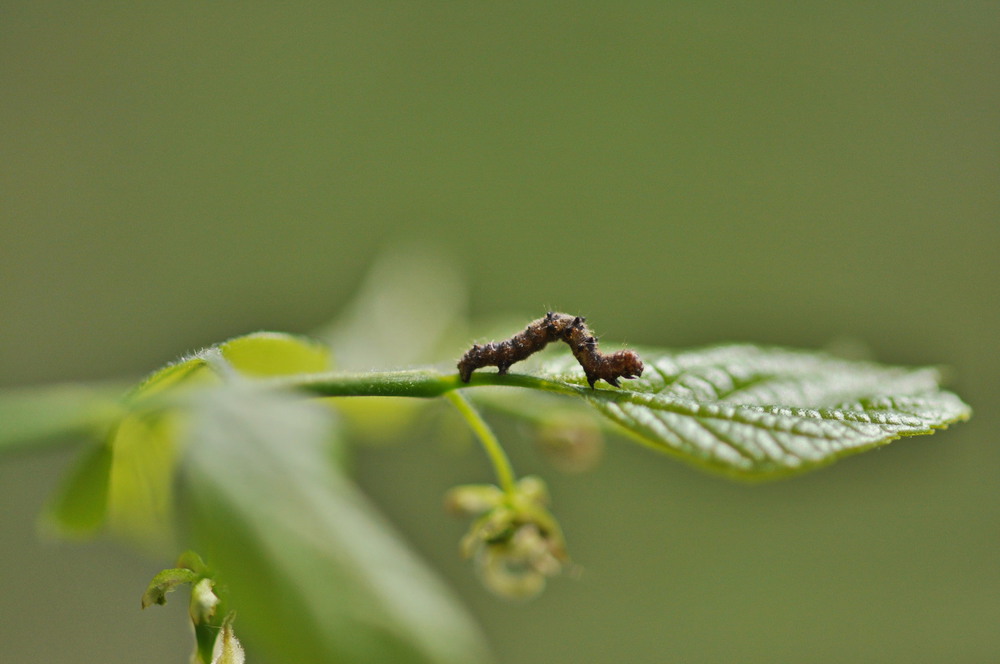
[140,567,201,609]
[217,331,331,377]
[180,386,492,664]
[537,344,971,480]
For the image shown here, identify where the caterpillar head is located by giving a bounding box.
[614,350,644,379]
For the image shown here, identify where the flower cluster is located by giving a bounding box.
[445,476,568,599]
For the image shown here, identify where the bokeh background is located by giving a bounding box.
[2,3,997,662]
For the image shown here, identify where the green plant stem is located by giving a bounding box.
[445,391,517,495]
[273,369,586,399]
[0,369,583,456]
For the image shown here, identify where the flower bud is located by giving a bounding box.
[443,484,503,516]
[446,476,569,599]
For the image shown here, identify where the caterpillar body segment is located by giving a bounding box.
[457,312,643,388]
[561,316,644,388]
[457,312,567,382]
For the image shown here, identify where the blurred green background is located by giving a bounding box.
[1,3,997,662]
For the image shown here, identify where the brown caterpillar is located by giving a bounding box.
[457,312,644,388]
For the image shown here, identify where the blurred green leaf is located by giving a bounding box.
[41,441,112,537]
[107,410,185,550]
[316,246,469,444]
[0,383,123,453]
[176,550,211,575]
[218,331,331,377]
[125,330,331,404]
[537,344,971,480]
[316,244,467,370]
[105,331,331,549]
[180,386,492,664]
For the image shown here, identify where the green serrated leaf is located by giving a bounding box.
[141,567,200,609]
[180,386,492,664]
[537,344,971,480]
